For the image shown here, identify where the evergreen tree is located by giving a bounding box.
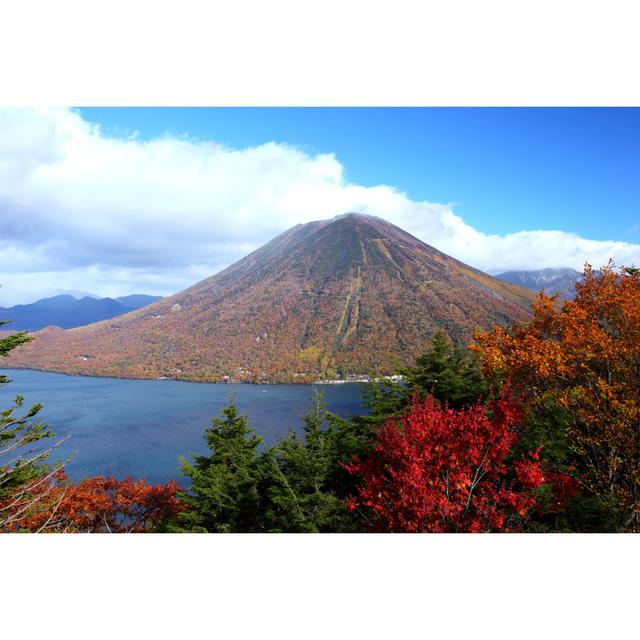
[264,391,363,532]
[0,324,32,364]
[0,319,68,531]
[349,378,407,430]
[175,398,265,532]
[404,331,487,408]
[348,331,488,437]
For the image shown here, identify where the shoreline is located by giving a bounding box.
[0,366,403,386]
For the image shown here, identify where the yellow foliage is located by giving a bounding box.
[298,346,323,363]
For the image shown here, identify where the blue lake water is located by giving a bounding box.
[0,369,367,486]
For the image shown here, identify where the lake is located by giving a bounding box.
[0,369,367,485]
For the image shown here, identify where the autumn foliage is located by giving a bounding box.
[344,391,544,532]
[2,472,183,533]
[4,214,533,384]
[5,262,639,534]
[475,263,640,531]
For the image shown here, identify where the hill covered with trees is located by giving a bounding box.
[6,213,533,382]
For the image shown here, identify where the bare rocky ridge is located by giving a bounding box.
[7,213,535,382]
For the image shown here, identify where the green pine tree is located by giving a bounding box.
[0,318,69,531]
[264,391,362,532]
[348,331,488,437]
[175,398,265,532]
[403,331,487,408]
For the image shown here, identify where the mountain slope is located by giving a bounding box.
[495,268,581,300]
[0,294,162,331]
[7,213,535,382]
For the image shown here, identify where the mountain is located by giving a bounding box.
[6,213,535,383]
[51,290,101,300]
[495,268,582,300]
[114,295,163,310]
[0,294,162,331]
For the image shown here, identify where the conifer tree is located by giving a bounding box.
[404,331,487,408]
[348,331,488,438]
[175,398,265,532]
[0,318,69,532]
[264,391,359,532]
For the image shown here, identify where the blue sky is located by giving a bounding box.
[1,107,639,305]
[79,107,640,242]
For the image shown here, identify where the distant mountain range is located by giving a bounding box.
[495,267,582,300]
[7,213,535,383]
[0,294,162,331]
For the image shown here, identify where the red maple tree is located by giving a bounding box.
[343,391,545,532]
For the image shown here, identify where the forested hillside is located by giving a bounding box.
[6,213,534,382]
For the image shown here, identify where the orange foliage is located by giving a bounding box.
[474,263,640,530]
[2,471,184,533]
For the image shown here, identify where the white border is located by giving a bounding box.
[4,533,640,639]
[1,0,640,106]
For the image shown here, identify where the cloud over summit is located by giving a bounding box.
[0,108,638,305]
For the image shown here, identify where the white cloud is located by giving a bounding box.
[0,107,639,305]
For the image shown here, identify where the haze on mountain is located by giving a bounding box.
[0,294,162,331]
[7,213,535,383]
[495,267,582,300]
